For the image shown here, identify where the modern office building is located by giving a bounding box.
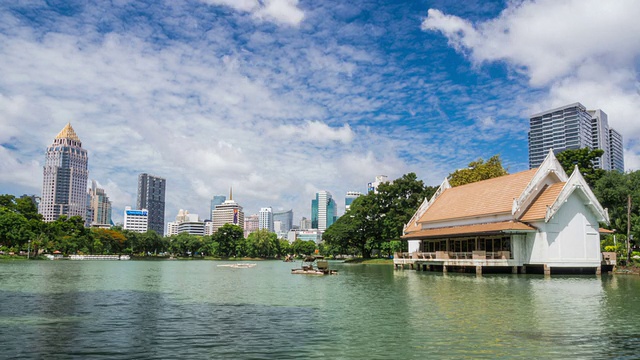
[528,103,624,171]
[211,188,244,232]
[259,207,274,232]
[88,180,112,227]
[368,175,389,193]
[311,191,337,231]
[345,191,363,212]
[39,123,89,222]
[273,209,293,237]
[137,173,166,236]
[299,217,312,230]
[123,207,148,233]
[210,195,226,221]
[166,209,203,236]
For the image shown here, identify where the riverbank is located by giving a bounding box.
[343,258,393,265]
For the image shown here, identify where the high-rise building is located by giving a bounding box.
[345,191,362,212]
[259,207,274,232]
[210,195,226,221]
[137,173,166,236]
[244,214,259,237]
[166,209,202,236]
[300,217,312,230]
[528,102,624,171]
[273,209,293,235]
[311,191,337,231]
[39,123,89,222]
[123,206,148,233]
[88,180,112,227]
[211,188,244,232]
[367,175,388,193]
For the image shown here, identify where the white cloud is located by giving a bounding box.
[422,0,640,171]
[198,0,304,26]
[273,121,354,144]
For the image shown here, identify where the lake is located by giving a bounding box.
[1,260,639,359]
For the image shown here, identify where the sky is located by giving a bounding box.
[1,0,639,227]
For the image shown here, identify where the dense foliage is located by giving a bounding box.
[322,173,436,258]
[448,155,509,187]
[556,147,606,187]
[0,195,299,258]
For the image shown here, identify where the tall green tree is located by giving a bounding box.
[246,229,278,258]
[448,155,508,187]
[556,147,606,187]
[213,224,244,257]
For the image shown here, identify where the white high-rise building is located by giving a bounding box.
[211,188,244,232]
[88,180,112,227]
[529,103,624,171]
[166,209,203,236]
[312,191,337,231]
[259,207,274,232]
[39,123,89,222]
[367,176,388,193]
[123,206,148,233]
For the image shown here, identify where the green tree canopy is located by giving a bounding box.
[556,147,606,187]
[212,224,244,258]
[448,155,508,187]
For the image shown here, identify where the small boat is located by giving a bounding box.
[217,263,257,269]
[291,256,337,275]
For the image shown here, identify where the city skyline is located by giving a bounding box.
[1,1,638,227]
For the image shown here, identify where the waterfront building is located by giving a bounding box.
[311,191,337,231]
[244,214,259,237]
[137,173,166,236]
[123,207,148,233]
[367,175,388,194]
[210,195,226,221]
[345,191,362,212]
[166,209,203,236]
[88,180,112,228]
[273,209,293,234]
[259,207,274,232]
[401,150,610,275]
[211,188,244,232]
[528,103,624,171]
[287,229,323,244]
[39,123,89,222]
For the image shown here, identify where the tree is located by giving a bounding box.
[448,155,508,187]
[213,224,244,258]
[291,239,316,256]
[556,147,606,187]
[246,229,278,258]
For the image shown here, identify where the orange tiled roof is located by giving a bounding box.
[403,221,535,240]
[418,169,538,224]
[520,182,565,222]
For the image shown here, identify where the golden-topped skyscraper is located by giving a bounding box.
[39,123,89,222]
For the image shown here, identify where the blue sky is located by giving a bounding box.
[1,0,638,226]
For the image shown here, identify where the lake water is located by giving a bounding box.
[1,260,640,359]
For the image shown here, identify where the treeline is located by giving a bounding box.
[0,195,316,258]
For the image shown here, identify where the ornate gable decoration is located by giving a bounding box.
[403,177,450,234]
[545,165,609,224]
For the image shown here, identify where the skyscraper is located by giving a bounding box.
[210,195,226,221]
[367,175,389,193]
[528,103,624,171]
[88,180,112,227]
[211,188,244,232]
[137,173,166,236]
[259,207,274,232]
[273,209,293,234]
[39,123,89,222]
[311,191,337,231]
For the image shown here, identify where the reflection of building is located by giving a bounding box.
[123,207,148,233]
[88,180,112,227]
[367,175,388,193]
[259,207,274,232]
[166,209,204,236]
[529,103,624,171]
[403,150,609,275]
[210,195,226,221]
[345,191,362,212]
[39,123,89,222]
[137,173,166,236]
[311,191,337,231]
[211,188,244,232]
[244,214,259,237]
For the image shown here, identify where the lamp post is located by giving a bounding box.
[27,240,31,260]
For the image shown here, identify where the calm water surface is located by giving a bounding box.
[1,260,640,359]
